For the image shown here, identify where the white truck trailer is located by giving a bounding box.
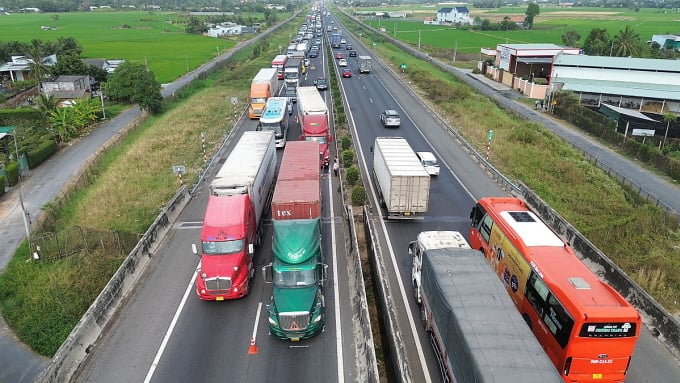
[373,137,430,219]
[408,231,562,383]
[358,55,372,73]
[210,130,277,229]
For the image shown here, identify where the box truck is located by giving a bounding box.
[358,55,372,73]
[373,137,430,219]
[297,86,331,167]
[249,68,278,119]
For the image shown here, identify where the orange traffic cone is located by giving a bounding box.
[248,337,258,355]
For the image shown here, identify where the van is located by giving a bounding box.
[416,151,440,176]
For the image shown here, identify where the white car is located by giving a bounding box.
[338,59,348,67]
[340,38,347,44]
[416,151,440,176]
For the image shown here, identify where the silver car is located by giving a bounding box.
[380,109,401,128]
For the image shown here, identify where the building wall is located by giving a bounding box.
[553,66,680,86]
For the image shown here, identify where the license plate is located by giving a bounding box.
[592,374,602,379]
[216,296,224,301]
[404,212,411,216]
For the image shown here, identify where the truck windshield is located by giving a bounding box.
[251,97,267,104]
[285,73,299,80]
[260,122,283,136]
[273,269,316,287]
[305,136,327,144]
[202,239,244,255]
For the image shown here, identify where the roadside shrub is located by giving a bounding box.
[4,161,19,187]
[351,185,366,205]
[340,135,352,151]
[0,175,5,197]
[341,149,354,167]
[27,139,57,169]
[345,165,359,185]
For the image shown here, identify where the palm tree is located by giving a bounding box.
[24,39,52,92]
[612,25,644,57]
[661,113,677,150]
[36,93,58,115]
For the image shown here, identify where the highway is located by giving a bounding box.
[74,34,363,382]
[331,15,680,383]
[71,14,680,383]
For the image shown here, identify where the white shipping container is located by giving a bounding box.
[210,131,277,227]
[373,137,430,219]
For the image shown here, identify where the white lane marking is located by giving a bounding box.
[329,156,345,383]
[144,262,199,383]
[252,302,262,344]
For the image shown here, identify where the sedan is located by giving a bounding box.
[342,68,352,78]
[314,77,328,90]
[349,50,357,57]
[346,44,353,50]
[338,59,348,67]
[335,52,344,59]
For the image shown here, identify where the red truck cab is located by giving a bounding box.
[299,114,331,167]
[193,194,256,300]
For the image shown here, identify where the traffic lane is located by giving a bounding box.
[75,222,204,383]
[365,64,506,201]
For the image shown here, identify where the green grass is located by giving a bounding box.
[0,11,296,83]
[339,11,680,313]
[0,16,304,356]
[357,7,680,54]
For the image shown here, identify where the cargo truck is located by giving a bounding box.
[409,231,562,383]
[249,68,279,119]
[358,55,372,73]
[373,137,430,219]
[263,219,326,341]
[330,33,341,48]
[297,86,331,167]
[284,58,303,88]
[263,141,326,341]
[192,131,276,300]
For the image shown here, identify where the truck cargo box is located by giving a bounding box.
[373,137,430,219]
[271,179,320,220]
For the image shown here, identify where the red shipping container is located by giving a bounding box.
[271,179,321,220]
[278,141,320,181]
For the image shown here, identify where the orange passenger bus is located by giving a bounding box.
[469,197,641,383]
[271,54,287,80]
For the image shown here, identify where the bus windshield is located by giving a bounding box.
[260,122,283,137]
[202,239,244,255]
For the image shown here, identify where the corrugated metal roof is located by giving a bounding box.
[517,57,554,64]
[500,43,566,50]
[553,54,680,72]
[555,77,680,100]
[600,104,659,122]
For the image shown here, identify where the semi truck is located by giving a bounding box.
[373,137,430,219]
[358,55,372,73]
[297,86,331,167]
[284,58,303,88]
[409,231,562,383]
[263,141,325,341]
[192,131,276,300]
[249,68,278,119]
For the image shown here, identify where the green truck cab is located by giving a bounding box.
[263,219,326,341]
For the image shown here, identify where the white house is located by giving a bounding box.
[208,23,244,37]
[436,7,471,25]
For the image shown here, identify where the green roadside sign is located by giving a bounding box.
[400,63,407,70]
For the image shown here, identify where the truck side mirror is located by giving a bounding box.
[248,243,254,255]
[320,264,329,282]
[262,263,273,283]
[327,135,333,142]
[408,241,415,256]
[191,243,199,256]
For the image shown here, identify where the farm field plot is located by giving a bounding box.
[359,7,680,54]
[0,11,237,83]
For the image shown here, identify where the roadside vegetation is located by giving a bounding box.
[336,10,680,314]
[0,15,303,357]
